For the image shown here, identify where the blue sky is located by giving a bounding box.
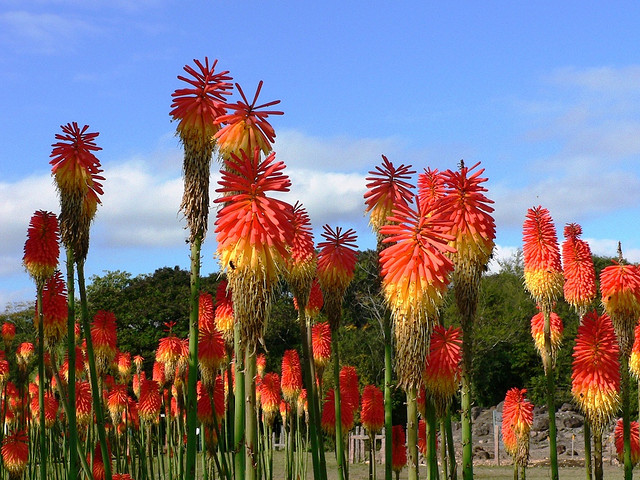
[2,1,640,309]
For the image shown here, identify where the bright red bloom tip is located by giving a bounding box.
[198,327,226,372]
[107,384,129,424]
[214,280,234,340]
[364,155,415,232]
[257,353,267,377]
[138,379,162,423]
[441,161,496,267]
[417,168,446,213]
[76,381,92,425]
[391,425,407,473]
[600,261,640,320]
[501,388,533,459]
[571,311,620,430]
[214,80,283,158]
[215,149,294,281]
[311,321,332,369]
[615,418,640,466]
[23,210,60,284]
[522,206,563,305]
[91,311,118,370]
[340,365,360,414]
[261,372,281,425]
[320,388,354,435]
[198,292,215,333]
[50,122,104,205]
[530,310,564,361]
[317,225,358,296]
[170,57,232,146]
[281,349,303,402]
[36,270,67,346]
[1,430,28,476]
[630,320,640,379]
[1,323,15,344]
[562,223,596,312]
[424,325,462,409]
[16,342,34,367]
[361,385,384,433]
[379,202,455,321]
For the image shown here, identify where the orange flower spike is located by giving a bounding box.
[615,418,640,466]
[417,419,428,457]
[281,349,303,403]
[286,202,317,302]
[391,425,407,473]
[364,155,415,233]
[1,430,28,479]
[340,365,360,414]
[91,310,118,376]
[530,310,564,361]
[107,384,129,425]
[424,325,463,414]
[116,351,132,383]
[501,387,533,462]
[133,355,144,374]
[305,279,324,319]
[320,388,354,434]
[361,385,384,434]
[600,260,640,323]
[215,149,294,282]
[417,168,446,213]
[571,311,620,431]
[562,223,596,313]
[522,206,564,308]
[441,161,496,268]
[214,80,283,158]
[256,353,267,378]
[1,323,15,345]
[23,210,60,286]
[138,379,162,424]
[311,321,332,369]
[198,327,226,388]
[214,280,234,343]
[37,270,68,347]
[76,381,93,425]
[198,292,215,333]
[379,202,455,321]
[170,57,232,150]
[630,320,640,379]
[261,372,281,426]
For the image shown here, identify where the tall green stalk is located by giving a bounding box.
[460,316,473,480]
[332,334,347,480]
[621,353,633,480]
[542,308,559,480]
[234,322,246,479]
[426,397,439,480]
[593,429,603,480]
[65,248,78,480]
[584,420,593,480]
[185,235,202,479]
[383,311,393,480]
[444,410,457,480]
[36,287,46,480]
[77,260,112,480]
[407,388,419,480]
[245,350,258,480]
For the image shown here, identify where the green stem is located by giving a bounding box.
[439,419,447,480]
[37,286,46,480]
[234,323,246,480]
[245,350,257,480]
[426,397,438,480]
[332,334,346,480]
[77,260,112,480]
[593,428,603,480]
[444,410,457,480]
[185,235,201,479]
[542,308,558,480]
[65,248,78,480]
[460,315,473,480]
[407,388,419,480]
[383,310,393,480]
[584,419,592,480]
[621,353,633,480]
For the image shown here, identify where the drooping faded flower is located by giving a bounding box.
[522,206,564,309]
[501,387,533,467]
[23,210,60,286]
[391,425,407,474]
[50,123,104,260]
[214,81,283,159]
[317,225,359,330]
[615,418,640,466]
[571,311,620,432]
[260,372,281,427]
[215,149,294,348]
[361,384,384,434]
[281,349,303,403]
[530,310,564,363]
[1,430,28,479]
[562,223,596,315]
[424,325,462,416]
[600,259,640,355]
[379,201,454,389]
[364,155,415,235]
[170,57,232,241]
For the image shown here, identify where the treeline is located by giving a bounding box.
[0,250,622,415]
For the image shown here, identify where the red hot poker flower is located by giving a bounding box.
[424,325,462,415]
[23,211,60,286]
[417,168,446,213]
[522,206,563,308]
[1,323,15,345]
[260,372,281,427]
[616,418,640,466]
[562,224,596,314]
[286,202,317,303]
[214,280,234,345]
[214,81,283,159]
[391,425,407,473]
[364,155,415,233]
[340,365,360,414]
[281,349,303,403]
[630,320,640,379]
[1,430,28,478]
[37,271,67,347]
[91,311,118,376]
[198,292,215,333]
[361,384,384,434]
[311,321,332,370]
[501,387,533,465]
[530,310,564,362]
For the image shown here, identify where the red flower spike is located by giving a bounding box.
[615,418,640,466]
[107,384,129,425]
[424,325,462,414]
[198,327,226,385]
[1,430,28,478]
[571,311,620,431]
[91,311,118,376]
[320,388,354,435]
[133,354,144,374]
[600,261,640,323]
[287,202,317,302]
[76,381,92,425]
[440,161,496,268]
[23,210,60,285]
[391,425,407,473]
[214,280,234,344]
[311,321,332,370]
[361,385,384,434]
[562,223,596,313]
[417,168,446,213]
[501,387,533,464]
[364,155,415,233]
[257,353,267,378]
[215,149,294,282]
[340,365,360,414]
[261,372,281,426]
[522,206,563,307]
[317,225,359,297]
[138,379,162,424]
[198,292,215,333]
[214,80,283,158]
[630,320,640,379]
[36,271,67,347]
[281,349,303,403]
[530,310,564,362]
[1,323,15,345]
[170,57,232,149]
